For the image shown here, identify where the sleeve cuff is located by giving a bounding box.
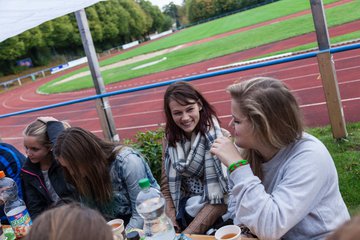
[230,164,253,183]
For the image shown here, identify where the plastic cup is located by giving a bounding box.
[215,225,242,240]
[107,219,124,240]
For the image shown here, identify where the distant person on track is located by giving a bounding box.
[21,117,76,219]
[0,141,26,224]
[210,77,350,239]
[53,127,159,230]
[162,81,230,234]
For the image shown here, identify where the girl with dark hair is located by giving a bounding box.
[53,127,158,230]
[210,77,350,239]
[162,81,229,234]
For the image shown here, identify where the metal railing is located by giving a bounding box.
[0,68,52,90]
[1,41,359,119]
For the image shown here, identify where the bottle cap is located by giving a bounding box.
[138,178,150,189]
[0,171,5,178]
[126,231,140,240]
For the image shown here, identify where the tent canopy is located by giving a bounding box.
[0,0,101,42]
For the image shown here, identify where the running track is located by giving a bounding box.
[0,27,359,153]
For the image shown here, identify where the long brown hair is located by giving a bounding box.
[26,203,113,240]
[53,127,119,204]
[227,77,303,178]
[164,81,218,146]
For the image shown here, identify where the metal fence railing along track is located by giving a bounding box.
[0,41,359,120]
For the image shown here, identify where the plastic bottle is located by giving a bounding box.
[0,171,17,204]
[136,178,175,240]
[0,171,32,238]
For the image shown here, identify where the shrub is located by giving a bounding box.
[123,128,164,183]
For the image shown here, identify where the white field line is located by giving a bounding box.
[207,52,293,71]
[1,92,360,135]
[12,52,360,105]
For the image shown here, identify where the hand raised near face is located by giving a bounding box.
[210,136,243,167]
[37,116,59,123]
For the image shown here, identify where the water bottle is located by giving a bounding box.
[0,171,17,204]
[136,178,175,240]
[0,171,32,238]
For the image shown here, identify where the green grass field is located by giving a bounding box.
[38,0,360,93]
[307,122,360,216]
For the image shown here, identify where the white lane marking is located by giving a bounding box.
[2,52,360,129]
[1,94,359,133]
[2,95,360,141]
[13,53,360,106]
[2,76,360,123]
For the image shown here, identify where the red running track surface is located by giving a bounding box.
[0,25,359,153]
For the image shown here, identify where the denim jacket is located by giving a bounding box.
[108,147,158,230]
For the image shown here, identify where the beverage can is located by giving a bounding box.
[6,206,32,238]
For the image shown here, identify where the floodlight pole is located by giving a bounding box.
[75,9,119,142]
[310,0,347,139]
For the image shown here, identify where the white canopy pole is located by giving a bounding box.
[0,0,120,142]
[310,0,347,139]
[75,9,119,142]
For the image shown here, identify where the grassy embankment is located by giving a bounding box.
[307,122,360,216]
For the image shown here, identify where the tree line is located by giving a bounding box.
[164,0,271,28]
[0,0,172,76]
[0,0,271,77]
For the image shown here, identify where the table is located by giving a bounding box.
[185,234,257,239]
[2,224,259,240]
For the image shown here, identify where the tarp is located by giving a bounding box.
[0,0,101,43]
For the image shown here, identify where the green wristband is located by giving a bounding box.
[228,159,248,173]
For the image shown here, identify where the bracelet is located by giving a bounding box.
[228,159,248,173]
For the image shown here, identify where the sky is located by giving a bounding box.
[149,0,183,10]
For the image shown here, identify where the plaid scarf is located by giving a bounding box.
[165,117,229,211]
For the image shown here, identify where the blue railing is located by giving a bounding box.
[0,41,360,119]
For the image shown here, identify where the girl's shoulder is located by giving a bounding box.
[115,146,141,158]
[22,157,38,170]
[21,158,42,178]
[110,147,147,178]
[275,132,331,168]
[293,132,327,151]
[113,146,143,166]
